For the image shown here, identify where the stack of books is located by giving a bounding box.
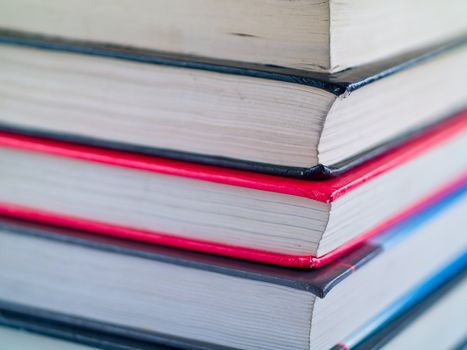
[0,1,466,349]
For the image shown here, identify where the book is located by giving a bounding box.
[1,1,466,72]
[0,186,465,350]
[0,112,465,267]
[0,31,466,177]
[377,274,467,350]
[333,250,467,349]
[2,264,465,350]
[348,272,467,350]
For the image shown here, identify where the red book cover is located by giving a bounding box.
[0,112,465,268]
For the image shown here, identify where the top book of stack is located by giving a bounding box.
[1,0,466,179]
[2,0,467,73]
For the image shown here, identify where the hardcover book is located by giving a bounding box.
[2,269,465,350]
[0,31,466,177]
[0,113,465,267]
[1,1,467,72]
[334,253,467,350]
[372,275,467,350]
[0,186,466,350]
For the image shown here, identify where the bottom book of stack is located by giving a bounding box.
[0,186,466,350]
[1,268,466,350]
